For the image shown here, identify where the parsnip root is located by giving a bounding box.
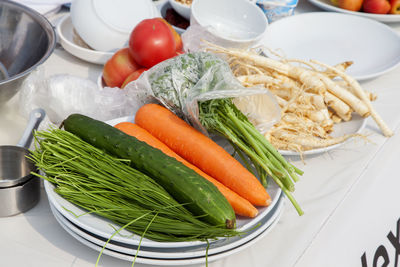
[205,42,393,153]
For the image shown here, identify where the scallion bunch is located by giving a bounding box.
[199,98,304,215]
[30,129,240,242]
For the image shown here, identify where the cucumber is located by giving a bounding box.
[63,114,236,229]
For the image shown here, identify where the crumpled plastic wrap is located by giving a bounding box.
[19,67,134,125]
[123,52,281,134]
[20,53,280,135]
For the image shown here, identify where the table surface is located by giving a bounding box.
[1,1,400,267]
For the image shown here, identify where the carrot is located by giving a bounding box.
[134,103,271,207]
[114,122,259,218]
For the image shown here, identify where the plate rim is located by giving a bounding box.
[44,167,281,248]
[307,0,400,22]
[50,198,284,265]
[49,195,284,259]
[56,14,114,64]
[278,113,368,156]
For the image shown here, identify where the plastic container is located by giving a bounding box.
[253,0,298,23]
[158,1,188,35]
[188,0,268,49]
[168,0,191,20]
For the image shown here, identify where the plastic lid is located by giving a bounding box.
[92,0,156,33]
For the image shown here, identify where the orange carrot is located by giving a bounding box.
[114,122,259,218]
[134,103,271,207]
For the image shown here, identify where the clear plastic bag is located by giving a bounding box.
[124,51,281,134]
[19,53,280,134]
[19,68,134,125]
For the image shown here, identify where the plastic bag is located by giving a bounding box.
[124,51,280,134]
[19,68,134,125]
[181,14,259,52]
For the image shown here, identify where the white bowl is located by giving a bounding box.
[190,0,268,48]
[56,14,114,65]
[157,0,188,34]
[97,73,105,89]
[168,0,191,20]
[70,0,160,52]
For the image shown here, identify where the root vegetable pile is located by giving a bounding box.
[206,43,393,154]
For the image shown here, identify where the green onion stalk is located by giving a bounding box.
[199,98,304,216]
[30,129,241,242]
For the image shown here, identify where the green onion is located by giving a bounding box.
[199,98,304,215]
[30,128,241,242]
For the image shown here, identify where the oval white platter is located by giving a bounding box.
[307,0,400,23]
[262,12,400,81]
[49,195,283,259]
[279,113,367,156]
[50,197,284,265]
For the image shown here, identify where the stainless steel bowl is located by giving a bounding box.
[0,108,46,217]
[0,0,56,104]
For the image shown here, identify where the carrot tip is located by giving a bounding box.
[266,199,272,206]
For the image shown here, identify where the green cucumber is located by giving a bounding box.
[63,114,236,229]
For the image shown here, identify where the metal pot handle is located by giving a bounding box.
[17,108,46,148]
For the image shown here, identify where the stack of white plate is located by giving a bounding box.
[45,178,284,265]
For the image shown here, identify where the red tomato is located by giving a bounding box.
[121,68,148,88]
[157,18,183,51]
[128,18,176,68]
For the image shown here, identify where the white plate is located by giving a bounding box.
[50,199,284,265]
[44,116,282,248]
[49,195,283,259]
[263,12,400,81]
[56,14,114,65]
[307,0,400,22]
[45,173,281,248]
[279,113,367,156]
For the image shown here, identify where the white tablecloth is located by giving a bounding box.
[1,0,400,266]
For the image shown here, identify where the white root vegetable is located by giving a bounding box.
[269,130,362,149]
[311,60,393,137]
[324,61,353,78]
[299,93,325,110]
[317,73,370,117]
[275,95,288,107]
[269,88,293,101]
[205,42,391,153]
[331,114,342,124]
[324,92,352,121]
[207,44,327,93]
[236,74,280,86]
[281,114,330,138]
[271,73,305,92]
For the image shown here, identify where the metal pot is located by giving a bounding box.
[0,108,46,217]
[0,1,56,104]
